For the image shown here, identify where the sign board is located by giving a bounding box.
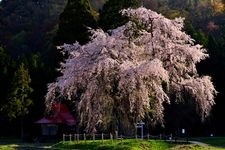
[136,122,145,139]
[182,129,185,134]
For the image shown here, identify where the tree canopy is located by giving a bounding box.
[2,63,33,119]
[99,0,141,31]
[55,0,98,45]
[46,7,216,133]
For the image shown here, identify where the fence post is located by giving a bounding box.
[147,134,149,140]
[74,134,76,141]
[63,134,65,143]
[77,134,80,142]
[93,133,95,141]
[102,133,104,142]
[115,131,118,139]
[84,133,86,142]
[110,133,113,140]
[69,134,72,142]
[110,133,113,143]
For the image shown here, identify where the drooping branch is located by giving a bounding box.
[46,7,216,133]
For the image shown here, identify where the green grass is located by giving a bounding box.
[53,139,175,150]
[171,144,225,150]
[0,145,16,150]
[198,137,225,148]
[0,143,52,150]
[1,138,225,150]
[0,137,52,150]
[53,139,225,150]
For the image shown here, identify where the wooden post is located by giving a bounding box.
[69,134,72,142]
[102,133,104,142]
[93,133,95,141]
[110,133,113,140]
[110,133,113,143]
[63,134,65,143]
[77,134,80,142]
[73,134,77,141]
[84,133,86,142]
[115,131,118,139]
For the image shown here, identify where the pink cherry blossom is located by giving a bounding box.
[46,7,216,132]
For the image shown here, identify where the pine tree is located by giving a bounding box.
[2,63,33,139]
[55,0,98,45]
[99,0,141,31]
[0,47,13,107]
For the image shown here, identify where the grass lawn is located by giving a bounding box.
[53,139,225,150]
[1,138,225,149]
[0,138,52,150]
[0,143,53,150]
[198,137,225,148]
[170,144,225,150]
[53,139,174,150]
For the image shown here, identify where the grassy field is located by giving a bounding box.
[1,138,225,149]
[53,139,225,150]
[198,137,225,148]
[0,138,52,150]
[53,139,174,149]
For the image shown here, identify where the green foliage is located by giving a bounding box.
[0,47,14,108]
[184,22,208,47]
[0,0,66,56]
[198,137,225,148]
[99,0,141,31]
[0,47,11,76]
[55,0,98,45]
[164,9,188,19]
[11,31,27,45]
[2,63,33,119]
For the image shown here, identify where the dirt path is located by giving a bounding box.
[189,140,209,146]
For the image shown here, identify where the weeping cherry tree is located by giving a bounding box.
[46,7,217,133]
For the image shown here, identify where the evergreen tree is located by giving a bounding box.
[55,0,98,45]
[0,47,13,107]
[99,0,141,31]
[2,63,33,139]
[0,0,66,56]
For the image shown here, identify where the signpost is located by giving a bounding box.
[182,128,185,134]
[136,122,145,139]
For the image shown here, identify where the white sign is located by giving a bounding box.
[182,129,185,134]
